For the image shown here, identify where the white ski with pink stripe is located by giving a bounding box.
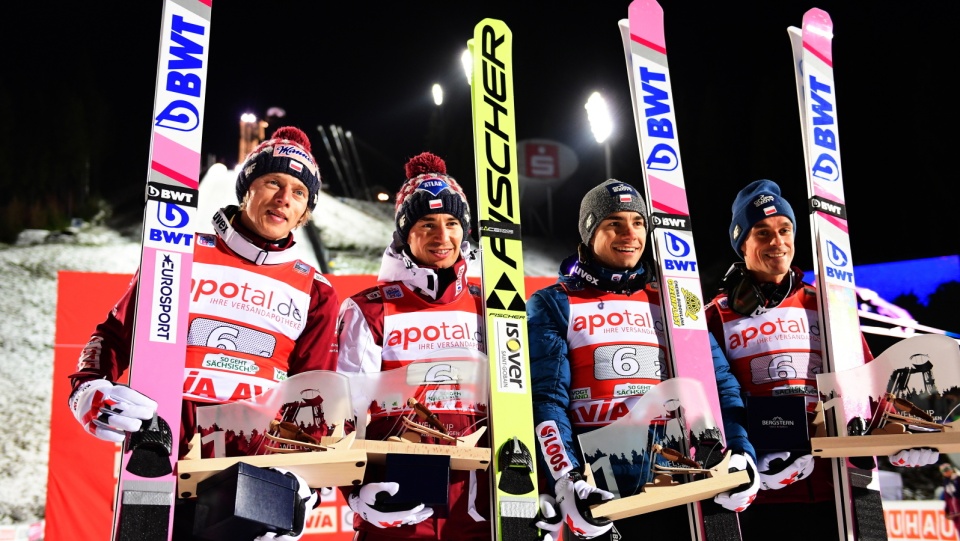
[111,1,212,540]
[620,1,734,539]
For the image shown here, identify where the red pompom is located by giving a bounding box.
[404,152,446,179]
[271,126,311,153]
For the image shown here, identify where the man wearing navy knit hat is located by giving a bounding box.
[705,179,938,540]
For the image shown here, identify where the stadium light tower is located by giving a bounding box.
[585,91,613,179]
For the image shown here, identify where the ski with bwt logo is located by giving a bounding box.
[111,1,212,540]
[788,8,887,541]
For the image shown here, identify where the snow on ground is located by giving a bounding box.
[0,164,566,525]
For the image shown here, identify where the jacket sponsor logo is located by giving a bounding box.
[197,234,215,247]
[571,398,631,426]
[183,369,266,402]
[190,274,303,323]
[383,285,403,299]
[725,308,820,351]
[571,305,658,335]
[536,420,572,479]
[201,353,259,374]
[385,319,479,351]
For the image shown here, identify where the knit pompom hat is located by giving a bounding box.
[236,126,322,211]
[394,152,470,242]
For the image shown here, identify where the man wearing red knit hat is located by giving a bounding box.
[337,151,490,540]
[68,126,339,540]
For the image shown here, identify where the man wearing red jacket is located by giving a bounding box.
[706,179,938,541]
[336,152,489,540]
[68,126,339,540]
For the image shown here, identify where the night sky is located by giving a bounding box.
[17,1,958,282]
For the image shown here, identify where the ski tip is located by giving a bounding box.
[627,0,666,52]
[801,8,834,65]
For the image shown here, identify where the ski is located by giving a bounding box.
[619,1,741,539]
[111,1,212,540]
[468,18,540,541]
[788,9,887,541]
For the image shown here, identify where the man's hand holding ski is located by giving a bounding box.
[347,482,433,529]
[714,452,760,512]
[757,451,815,490]
[889,448,938,468]
[69,379,158,443]
[535,471,613,539]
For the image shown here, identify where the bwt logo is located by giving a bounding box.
[663,232,696,272]
[807,74,841,183]
[826,240,848,267]
[148,185,196,205]
[825,241,853,283]
[155,202,190,229]
[664,232,690,258]
[638,66,680,172]
[156,14,207,132]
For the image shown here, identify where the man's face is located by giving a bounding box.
[407,213,463,269]
[239,173,310,241]
[590,211,646,269]
[741,215,795,283]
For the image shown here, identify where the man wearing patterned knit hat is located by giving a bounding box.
[68,126,338,540]
[706,179,938,540]
[337,151,490,540]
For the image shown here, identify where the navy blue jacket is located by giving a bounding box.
[528,253,755,493]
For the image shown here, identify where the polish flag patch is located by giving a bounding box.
[619,194,632,203]
[429,199,443,209]
[289,161,304,173]
[763,206,776,216]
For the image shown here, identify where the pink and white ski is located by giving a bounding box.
[619,1,739,539]
[111,1,212,540]
[788,8,887,541]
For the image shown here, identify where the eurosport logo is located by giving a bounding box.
[151,252,182,343]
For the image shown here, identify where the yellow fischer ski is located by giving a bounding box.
[468,18,540,541]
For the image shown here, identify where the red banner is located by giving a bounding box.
[46,271,555,540]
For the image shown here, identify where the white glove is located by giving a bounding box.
[537,472,613,539]
[757,451,815,490]
[889,448,938,468]
[69,380,158,443]
[347,482,433,529]
[535,493,561,541]
[255,468,319,541]
[714,453,760,512]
